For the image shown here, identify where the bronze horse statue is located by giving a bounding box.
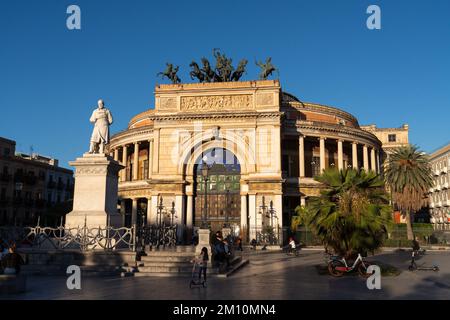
[157,63,181,84]
[256,57,277,80]
[230,59,248,81]
[189,61,205,82]
[201,58,216,82]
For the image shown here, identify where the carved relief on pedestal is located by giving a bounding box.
[256,93,274,106]
[180,95,253,112]
[75,167,108,176]
[160,97,177,111]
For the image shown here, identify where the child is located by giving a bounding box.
[198,247,209,282]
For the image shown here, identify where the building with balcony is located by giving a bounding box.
[0,137,74,226]
[107,80,394,243]
[429,142,450,228]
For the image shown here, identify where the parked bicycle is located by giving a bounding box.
[327,253,373,278]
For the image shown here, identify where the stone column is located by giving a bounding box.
[153,129,160,173]
[240,194,248,241]
[120,199,126,227]
[175,195,184,243]
[186,194,193,229]
[352,142,358,169]
[299,135,305,177]
[133,142,140,181]
[148,140,153,179]
[114,148,119,162]
[146,197,152,225]
[363,145,369,171]
[337,140,344,171]
[150,195,158,225]
[273,194,283,245]
[319,137,326,172]
[131,198,138,227]
[371,148,377,172]
[122,145,128,182]
[248,194,257,241]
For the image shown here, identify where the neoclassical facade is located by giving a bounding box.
[429,143,450,227]
[108,80,383,243]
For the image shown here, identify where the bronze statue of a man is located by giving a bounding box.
[89,99,113,154]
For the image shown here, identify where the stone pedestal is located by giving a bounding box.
[65,153,124,229]
[196,228,211,254]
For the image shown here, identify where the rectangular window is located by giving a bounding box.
[388,134,397,142]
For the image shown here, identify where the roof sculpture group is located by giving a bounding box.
[157,49,278,84]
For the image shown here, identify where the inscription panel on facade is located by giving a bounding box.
[180,95,253,112]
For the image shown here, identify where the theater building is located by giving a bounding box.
[108,80,383,243]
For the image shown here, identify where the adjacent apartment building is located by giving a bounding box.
[0,137,74,226]
[429,142,450,228]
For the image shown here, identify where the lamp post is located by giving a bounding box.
[157,196,164,227]
[169,201,177,226]
[201,161,210,229]
[257,196,268,243]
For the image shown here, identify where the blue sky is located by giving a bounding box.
[1,0,449,169]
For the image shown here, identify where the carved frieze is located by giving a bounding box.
[180,95,253,112]
[160,97,177,111]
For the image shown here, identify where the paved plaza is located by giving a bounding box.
[2,250,449,300]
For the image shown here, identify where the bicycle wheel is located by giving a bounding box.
[358,261,372,278]
[328,260,345,277]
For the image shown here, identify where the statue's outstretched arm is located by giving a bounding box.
[108,110,113,125]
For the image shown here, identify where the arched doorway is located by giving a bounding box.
[193,148,241,233]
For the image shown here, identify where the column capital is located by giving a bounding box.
[352,141,358,145]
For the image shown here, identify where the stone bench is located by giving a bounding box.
[0,274,27,294]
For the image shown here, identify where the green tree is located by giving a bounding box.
[306,168,392,258]
[384,145,433,240]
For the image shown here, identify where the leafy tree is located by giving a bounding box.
[384,145,433,240]
[306,168,392,258]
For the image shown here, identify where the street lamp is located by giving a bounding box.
[201,161,210,229]
[157,196,164,227]
[257,196,268,243]
[168,201,177,226]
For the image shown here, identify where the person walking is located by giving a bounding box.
[1,244,24,275]
[288,237,297,255]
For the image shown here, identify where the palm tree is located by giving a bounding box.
[384,145,433,240]
[306,168,392,258]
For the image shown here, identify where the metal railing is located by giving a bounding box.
[138,224,178,250]
[0,221,136,252]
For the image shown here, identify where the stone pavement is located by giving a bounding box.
[2,250,449,300]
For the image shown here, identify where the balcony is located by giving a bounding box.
[445,200,450,207]
[429,187,435,193]
[436,201,442,208]
[430,202,435,208]
[443,182,449,189]
[441,167,448,174]
[435,184,441,191]
[434,170,440,176]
